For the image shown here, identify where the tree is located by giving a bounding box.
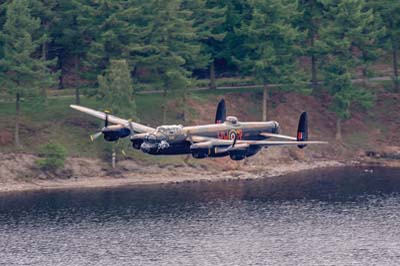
[319,0,374,140]
[238,0,301,120]
[298,0,325,91]
[184,0,226,89]
[131,0,201,123]
[0,0,57,147]
[30,0,58,98]
[97,59,137,118]
[53,0,94,102]
[368,0,400,91]
[97,59,137,168]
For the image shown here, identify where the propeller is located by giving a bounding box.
[90,110,110,141]
[127,119,135,138]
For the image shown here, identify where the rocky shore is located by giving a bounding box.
[1,151,399,194]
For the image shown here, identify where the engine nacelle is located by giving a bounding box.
[131,139,143,149]
[229,151,246,161]
[192,152,208,159]
[103,127,130,142]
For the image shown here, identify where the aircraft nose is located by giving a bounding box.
[140,142,151,153]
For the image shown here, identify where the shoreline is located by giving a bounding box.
[1,157,398,195]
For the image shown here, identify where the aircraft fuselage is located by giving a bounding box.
[131,120,280,160]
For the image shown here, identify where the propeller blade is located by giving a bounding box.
[215,132,237,154]
[104,110,110,127]
[127,119,135,137]
[90,131,102,141]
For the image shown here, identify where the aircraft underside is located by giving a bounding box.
[134,140,262,161]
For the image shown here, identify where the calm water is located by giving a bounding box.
[1,167,400,266]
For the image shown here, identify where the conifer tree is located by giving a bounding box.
[0,0,57,147]
[131,0,201,123]
[219,0,252,74]
[238,0,301,120]
[84,0,144,85]
[184,0,226,89]
[368,0,400,91]
[53,0,93,102]
[298,0,325,91]
[319,0,374,140]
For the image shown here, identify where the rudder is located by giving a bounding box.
[297,112,308,149]
[215,99,226,124]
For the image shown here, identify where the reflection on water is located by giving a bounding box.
[0,167,400,266]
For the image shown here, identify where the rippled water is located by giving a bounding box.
[1,168,400,266]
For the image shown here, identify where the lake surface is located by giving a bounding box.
[1,167,400,266]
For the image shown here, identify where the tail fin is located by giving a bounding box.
[297,112,308,149]
[215,99,226,124]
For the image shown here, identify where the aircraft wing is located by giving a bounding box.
[70,105,155,133]
[189,136,327,148]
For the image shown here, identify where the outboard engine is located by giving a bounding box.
[229,151,246,161]
[103,127,130,142]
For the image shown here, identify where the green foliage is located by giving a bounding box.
[98,59,137,118]
[237,0,302,86]
[36,143,67,171]
[0,0,57,98]
[184,0,226,66]
[319,0,376,119]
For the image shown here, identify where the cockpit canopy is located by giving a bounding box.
[225,116,239,125]
[155,125,183,136]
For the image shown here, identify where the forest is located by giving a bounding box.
[0,0,399,149]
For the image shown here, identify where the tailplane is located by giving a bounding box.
[215,99,226,124]
[297,112,308,149]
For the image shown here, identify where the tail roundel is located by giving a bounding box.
[297,112,308,149]
[215,99,226,124]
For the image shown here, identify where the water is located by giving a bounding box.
[1,167,400,266]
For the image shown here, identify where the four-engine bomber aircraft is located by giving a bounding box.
[70,100,327,161]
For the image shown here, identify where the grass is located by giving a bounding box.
[0,92,206,162]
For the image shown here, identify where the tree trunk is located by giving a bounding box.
[162,88,167,124]
[182,89,188,123]
[74,55,80,104]
[335,118,342,141]
[15,93,20,148]
[111,146,116,169]
[209,60,216,90]
[362,67,368,88]
[311,54,317,90]
[310,36,317,91]
[262,84,269,121]
[392,39,399,92]
[41,29,48,99]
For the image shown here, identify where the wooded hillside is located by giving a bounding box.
[0,0,399,149]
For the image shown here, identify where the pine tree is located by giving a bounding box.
[238,0,301,120]
[84,0,144,85]
[97,59,137,119]
[30,0,58,98]
[0,0,57,147]
[368,0,400,91]
[53,0,94,102]
[131,0,201,123]
[219,0,252,74]
[298,0,325,91]
[184,0,226,89]
[319,0,374,140]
